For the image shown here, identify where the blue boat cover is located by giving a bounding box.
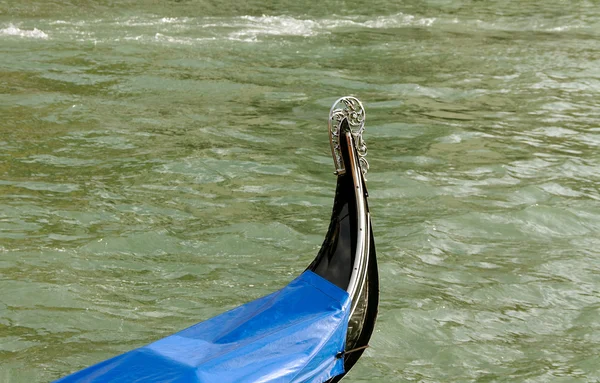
[55,271,351,383]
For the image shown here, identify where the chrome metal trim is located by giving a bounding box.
[345,130,370,318]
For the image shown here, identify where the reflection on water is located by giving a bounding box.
[1,1,600,382]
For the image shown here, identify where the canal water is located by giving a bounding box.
[1,1,599,381]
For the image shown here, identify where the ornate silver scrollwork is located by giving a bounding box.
[328,96,369,177]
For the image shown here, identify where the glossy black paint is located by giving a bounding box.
[308,119,379,380]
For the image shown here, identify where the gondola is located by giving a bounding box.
[54,96,378,383]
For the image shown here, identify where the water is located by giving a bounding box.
[1,1,600,381]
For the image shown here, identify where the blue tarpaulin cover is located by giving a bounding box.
[54,271,351,383]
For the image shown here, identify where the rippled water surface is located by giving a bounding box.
[2,1,600,382]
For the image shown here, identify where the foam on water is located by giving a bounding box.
[226,13,438,39]
[29,13,442,45]
[228,15,319,40]
[5,11,595,47]
[15,12,594,49]
[0,24,48,39]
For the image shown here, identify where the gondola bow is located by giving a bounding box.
[53,97,378,383]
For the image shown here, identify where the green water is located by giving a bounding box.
[2,1,600,382]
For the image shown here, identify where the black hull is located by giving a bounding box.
[309,111,379,380]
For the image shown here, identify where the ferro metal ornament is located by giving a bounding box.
[328,96,369,177]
